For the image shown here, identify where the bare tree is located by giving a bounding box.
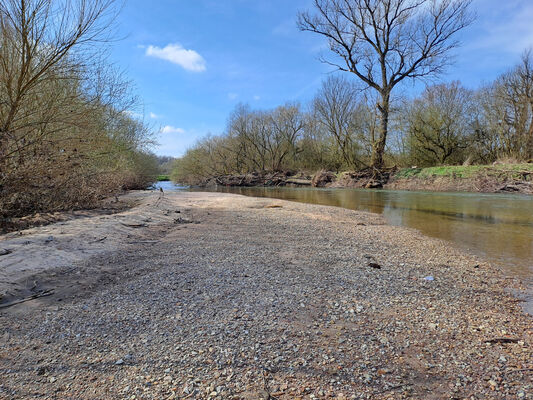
[312,76,366,169]
[403,81,474,165]
[298,0,474,170]
[268,104,304,171]
[0,0,118,168]
[495,50,533,161]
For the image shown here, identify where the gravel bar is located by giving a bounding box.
[0,192,531,399]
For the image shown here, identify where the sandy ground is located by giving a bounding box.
[0,191,532,399]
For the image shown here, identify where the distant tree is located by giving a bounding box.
[471,51,533,163]
[312,76,369,169]
[298,0,474,170]
[403,81,474,165]
[267,104,305,171]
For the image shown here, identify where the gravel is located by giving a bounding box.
[0,192,531,399]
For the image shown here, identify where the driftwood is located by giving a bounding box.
[286,178,312,186]
[0,249,12,256]
[0,290,54,309]
[120,222,147,228]
[484,337,520,344]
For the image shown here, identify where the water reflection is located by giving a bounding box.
[204,186,533,279]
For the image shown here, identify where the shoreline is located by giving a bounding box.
[1,191,532,398]
[196,164,533,195]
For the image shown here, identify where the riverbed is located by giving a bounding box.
[191,186,533,282]
[1,191,531,398]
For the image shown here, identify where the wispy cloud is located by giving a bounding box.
[253,95,261,101]
[146,43,207,72]
[161,125,185,134]
[466,0,533,54]
[228,92,238,100]
[149,112,161,119]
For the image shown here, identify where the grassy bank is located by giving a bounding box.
[387,164,533,194]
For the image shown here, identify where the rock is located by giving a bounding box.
[423,276,434,281]
[49,377,56,383]
[368,262,382,269]
[115,359,124,365]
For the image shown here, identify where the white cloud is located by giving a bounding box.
[161,125,185,134]
[149,112,161,119]
[467,0,533,54]
[146,43,206,72]
[228,92,238,100]
[253,95,261,101]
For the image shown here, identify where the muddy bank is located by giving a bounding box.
[0,195,137,234]
[0,191,531,399]
[386,174,533,194]
[0,191,180,306]
[201,165,533,195]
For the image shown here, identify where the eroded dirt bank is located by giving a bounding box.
[0,192,531,399]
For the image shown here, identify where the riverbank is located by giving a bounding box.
[1,191,532,399]
[200,163,533,195]
[387,164,533,194]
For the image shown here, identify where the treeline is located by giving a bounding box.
[173,51,533,185]
[0,0,160,222]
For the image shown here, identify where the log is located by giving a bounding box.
[286,178,312,186]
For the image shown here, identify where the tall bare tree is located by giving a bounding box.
[298,0,474,170]
[312,76,367,169]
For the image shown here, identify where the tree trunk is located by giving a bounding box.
[371,92,390,170]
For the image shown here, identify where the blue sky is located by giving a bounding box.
[110,0,533,157]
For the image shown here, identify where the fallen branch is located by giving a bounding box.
[0,290,54,309]
[0,249,12,256]
[121,222,147,228]
[484,337,520,344]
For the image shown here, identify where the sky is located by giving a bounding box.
[109,0,533,157]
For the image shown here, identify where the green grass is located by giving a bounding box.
[157,175,171,181]
[395,164,533,179]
